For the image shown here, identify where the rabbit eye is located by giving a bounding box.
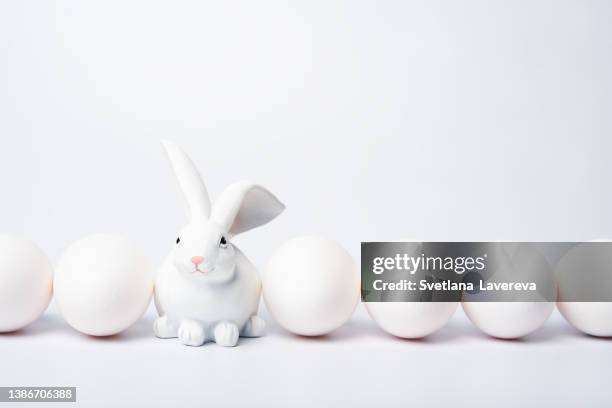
[219,236,228,248]
[176,237,180,244]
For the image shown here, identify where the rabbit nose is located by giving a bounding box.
[191,256,204,266]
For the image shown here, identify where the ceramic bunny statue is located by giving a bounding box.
[154,141,284,347]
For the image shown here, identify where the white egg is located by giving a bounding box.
[364,240,458,338]
[556,240,612,337]
[557,302,612,337]
[462,302,555,339]
[461,243,556,339]
[365,302,458,338]
[54,234,153,336]
[0,234,53,332]
[263,236,359,336]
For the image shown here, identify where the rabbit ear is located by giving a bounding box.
[161,140,211,220]
[210,181,285,237]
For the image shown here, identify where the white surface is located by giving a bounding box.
[1,0,612,406]
[1,303,612,407]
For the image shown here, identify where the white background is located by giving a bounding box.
[1,1,611,407]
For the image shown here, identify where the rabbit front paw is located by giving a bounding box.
[241,315,266,338]
[154,316,178,339]
[178,320,207,347]
[213,321,239,347]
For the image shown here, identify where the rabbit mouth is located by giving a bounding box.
[192,266,215,274]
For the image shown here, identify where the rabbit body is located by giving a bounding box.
[154,247,261,336]
[153,141,284,347]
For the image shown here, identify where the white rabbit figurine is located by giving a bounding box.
[154,141,285,347]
